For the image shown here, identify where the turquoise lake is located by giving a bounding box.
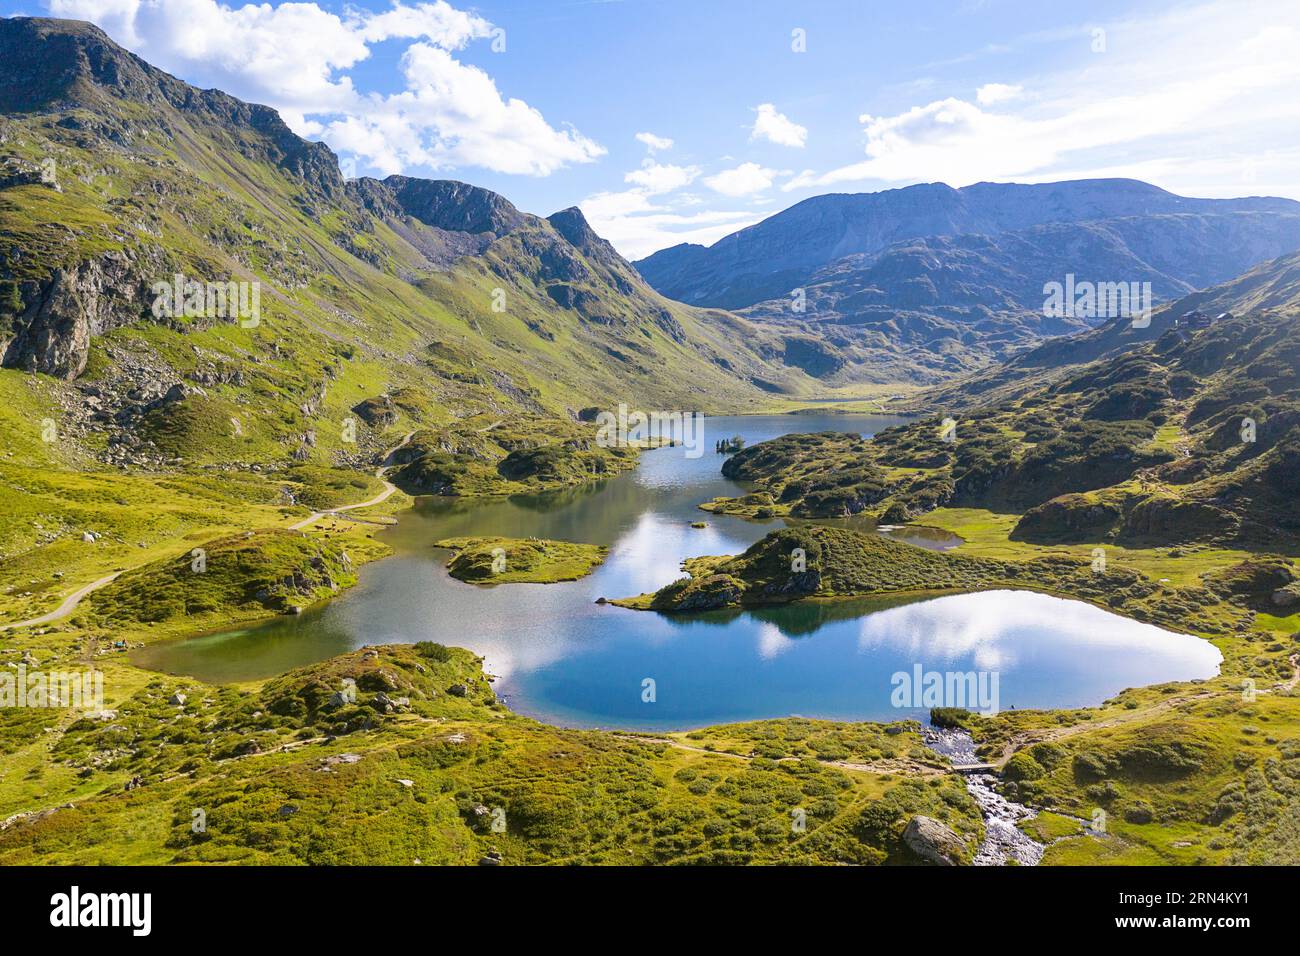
[135,413,1222,729]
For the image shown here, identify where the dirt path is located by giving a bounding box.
[1281,654,1300,692]
[287,431,414,531]
[0,432,417,631]
[984,657,1300,767]
[287,479,400,531]
[0,571,123,633]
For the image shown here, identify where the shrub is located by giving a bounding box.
[1123,801,1154,824]
[1003,752,1046,782]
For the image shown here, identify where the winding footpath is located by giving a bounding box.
[286,478,400,531]
[0,432,416,633]
[0,572,123,633]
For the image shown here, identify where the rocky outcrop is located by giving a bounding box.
[1,251,150,380]
[902,815,969,866]
[0,157,61,191]
[547,206,623,270]
[383,176,525,238]
[1013,494,1122,541]
[1203,557,1295,606]
[1272,582,1300,607]
[1120,496,1237,542]
[352,395,398,428]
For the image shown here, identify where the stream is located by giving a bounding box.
[924,726,1045,866]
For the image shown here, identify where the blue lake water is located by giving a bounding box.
[134,413,1221,729]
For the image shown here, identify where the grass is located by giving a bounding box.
[4,25,1300,866]
[435,536,607,584]
[284,466,385,511]
[977,691,1300,865]
[0,644,984,865]
[87,528,364,623]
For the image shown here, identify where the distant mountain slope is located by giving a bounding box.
[636,179,1300,310]
[733,209,1300,383]
[866,249,1300,546]
[921,247,1300,411]
[633,178,1300,384]
[0,17,804,474]
[715,246,1300,547]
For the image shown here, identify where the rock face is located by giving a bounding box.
[382,176,525,238]
[1272,582,1300,607]
[1,253,149,380]
[902,815,968,866]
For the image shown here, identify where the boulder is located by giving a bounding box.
[902,815,968,866]
[1272,582,1300,607]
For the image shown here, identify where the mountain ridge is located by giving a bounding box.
[634,178,1300,311]
[0,15,803,424]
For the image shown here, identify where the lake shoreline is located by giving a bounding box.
[128,412,1230,747]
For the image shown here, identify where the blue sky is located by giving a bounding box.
[5,0,1300,257]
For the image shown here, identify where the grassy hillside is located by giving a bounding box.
[0,642,980,865]
[706,265,1300,551]
[88,529,368,623]
[0,18,813,626]
[628,252,1300,865]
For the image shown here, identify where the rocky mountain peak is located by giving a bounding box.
[547,206,626,269]
[381,176,526,238]
[0,17,343,198]
[0,17,150,113]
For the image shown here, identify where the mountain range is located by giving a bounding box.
[0,16,807,478]
[3,15,1300,872]
[635,180,1300,382]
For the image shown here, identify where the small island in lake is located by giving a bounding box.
[435,536,608,584]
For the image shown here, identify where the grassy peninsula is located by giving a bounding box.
[436,536,608,584]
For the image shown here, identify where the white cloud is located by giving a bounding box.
[784,2,1300,198]
[624,160,700,193]
[975,82,1023,105]
[705,162,778,196]
[46,0,604,177]
[579,192,759,260]
[580,157,737,257]
[750,103,807,148]
[635,131,673,152]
